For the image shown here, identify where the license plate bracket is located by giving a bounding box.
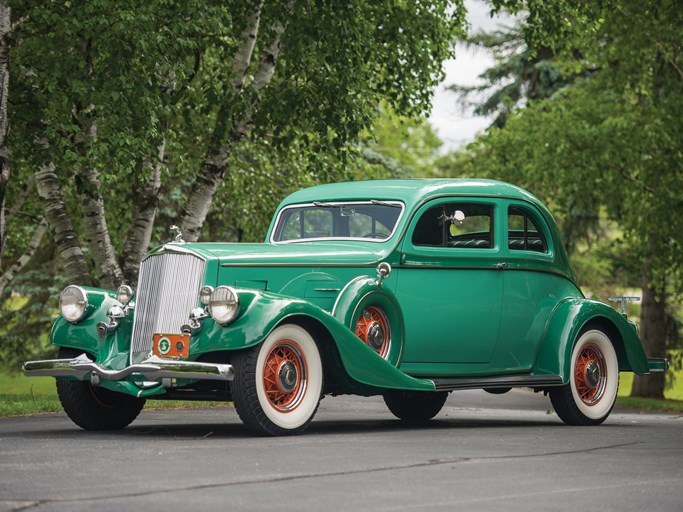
[153,333,190,358]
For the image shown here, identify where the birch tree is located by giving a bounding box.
[0,0,10,261]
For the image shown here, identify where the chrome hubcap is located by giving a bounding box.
[585,361,601,389]
[367,322,385,352]
[278,361,298,393]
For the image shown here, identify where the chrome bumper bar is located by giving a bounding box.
[647,357,669,373]
[22,354,234,384]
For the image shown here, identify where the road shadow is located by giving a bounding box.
[3,410,633,441]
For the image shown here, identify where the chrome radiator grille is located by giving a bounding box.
[130,252,206,363]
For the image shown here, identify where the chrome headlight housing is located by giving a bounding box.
[208,286,239,325]
[60,285,89,323]
[116,284,133,304]
[199,285,214,306]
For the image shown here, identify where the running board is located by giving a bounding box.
[431,374,563,392]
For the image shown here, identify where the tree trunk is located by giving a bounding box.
[631,262,667,398]
[75,164,122,290]
[178,3,264,243]
[179,5,290,243]
[231,2,263,91]
[0,1,10,262]
[35,163,92,286]
[0,218,46,294]
[120,140,164,285]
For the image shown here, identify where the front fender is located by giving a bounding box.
[196,288,432,392]
[50,287,133,367]
[534,298,649,382]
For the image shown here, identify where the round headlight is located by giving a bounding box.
[208,286,239,325]
[116,284,133,304]
[60,285,89,323]
[199,285,214,305]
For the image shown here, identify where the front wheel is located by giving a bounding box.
[384,390,448,421]
[56,348,145,430]
[232,324,323,436]
[550,328,619,426]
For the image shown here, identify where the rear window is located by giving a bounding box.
[508,207,547,253]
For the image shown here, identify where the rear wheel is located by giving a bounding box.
[232,324,323,436]
[550,329,619,426]
[384,390,448,421]
[56,348,145,430]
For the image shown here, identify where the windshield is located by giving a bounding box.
[271,201,404,243]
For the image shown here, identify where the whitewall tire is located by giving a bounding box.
[550,328,619,426]
[232,324,323,436]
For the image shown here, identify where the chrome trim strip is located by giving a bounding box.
[647,357,669,373]
[23,354,234,382]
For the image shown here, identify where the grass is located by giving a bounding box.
[0,372,227,418]
[616,396,683,413]
[1,363,682,418]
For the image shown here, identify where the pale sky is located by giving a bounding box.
[429,1,515,152]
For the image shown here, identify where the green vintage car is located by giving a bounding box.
[24,179,667,435]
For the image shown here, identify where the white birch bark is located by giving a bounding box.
[231,2,263,91]
[0,1,10,261]
[35,163,92,285]
[178,5,264,242]
[120,139,164,285]
[76,163,123,290]
[179,6,287,242]
[0,218,46,294]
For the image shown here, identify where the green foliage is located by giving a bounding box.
[359,106,443,178]
[0,269,64,371]
[2,0,468,366]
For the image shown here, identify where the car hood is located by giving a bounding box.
[150,241,390,267]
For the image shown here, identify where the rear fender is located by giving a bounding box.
[534,298,649,382]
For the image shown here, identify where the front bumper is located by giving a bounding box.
[22,354,234,385]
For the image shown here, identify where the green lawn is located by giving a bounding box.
[0,373,226,417]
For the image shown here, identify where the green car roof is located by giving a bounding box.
[267,178,576,285]
[276,179,545,209]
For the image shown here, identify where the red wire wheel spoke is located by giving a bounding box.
[574,343,607,405]
[262,340,307,412]
[355,306,391,358]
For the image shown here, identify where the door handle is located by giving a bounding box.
[495,262,509,269]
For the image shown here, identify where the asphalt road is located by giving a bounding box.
[1,389,681,512]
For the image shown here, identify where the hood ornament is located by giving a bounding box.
[170,225,185,244]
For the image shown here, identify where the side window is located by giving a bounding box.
[412,203,493,248]
[508,207,547,253]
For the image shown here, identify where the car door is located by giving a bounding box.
[396,198,505,371]
[492,201,578,370]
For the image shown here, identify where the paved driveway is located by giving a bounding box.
[1,390,681,511]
